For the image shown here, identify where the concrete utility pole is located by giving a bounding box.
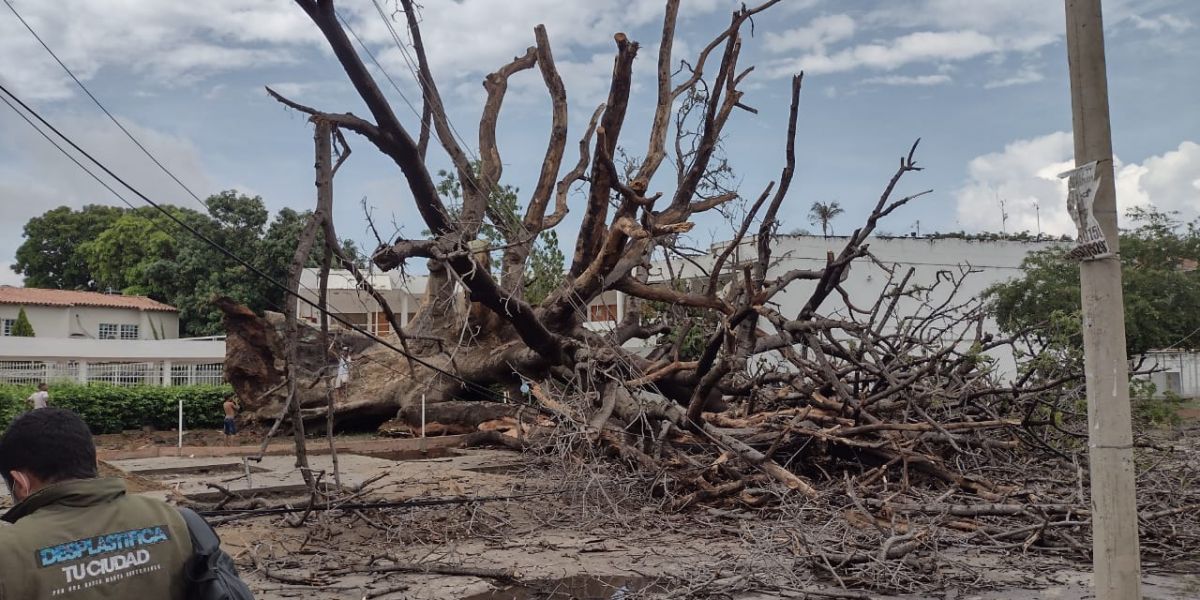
[1063,1,1142,599]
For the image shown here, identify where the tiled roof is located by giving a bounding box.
[0,287,178,312]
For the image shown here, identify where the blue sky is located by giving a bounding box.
[1,0,1197,286]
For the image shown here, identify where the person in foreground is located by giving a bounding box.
[0,408,254,599]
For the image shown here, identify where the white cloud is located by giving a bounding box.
[955,133,1200,235]
[0,0,317,100]
[0,0,724,102]
[0,109,215,258]
[342,0,723,86]
[764,14,856,54]
[769,30,998,76]
[762,1,1196,82]
[865,0,1061,52]
[1130,14,1194,33]
[861,73,951,86]
[1130,141,1200,217]
[984,66,1044,89]
[955,132,1077,235]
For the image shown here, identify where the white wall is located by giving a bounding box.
[766,237,1056,380]
[613,235,1057,380]
[1142,351,1200,399]
[0,305,180,340]
[0,305,71,337]
[69,306,178,339]
[0,337,225,361]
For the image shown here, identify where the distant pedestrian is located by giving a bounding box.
[222,396,238,441]
[25,383,49,410]
[334,349,351,390]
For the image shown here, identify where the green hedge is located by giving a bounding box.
[0,383,232,434]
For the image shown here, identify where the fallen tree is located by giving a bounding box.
[213,1,1200,588]
[218,0,1065,487]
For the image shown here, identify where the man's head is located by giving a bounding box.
[0,408,97,502]
[37,383,48,392]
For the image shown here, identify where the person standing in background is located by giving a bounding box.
[222,396,238,443]
[25,382,49,410]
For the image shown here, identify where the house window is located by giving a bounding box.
[119,324,139,340]
[1,319,14,336]
[333,313,369,330]
[589,303,618,322]
[98,323,119,339]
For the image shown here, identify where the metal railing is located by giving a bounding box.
[0,360,225,386]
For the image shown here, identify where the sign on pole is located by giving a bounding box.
[1059,161,1112,261]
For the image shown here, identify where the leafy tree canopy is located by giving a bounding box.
[13,204,123,289]
[987,206,1200,355]
[13,192,363,336]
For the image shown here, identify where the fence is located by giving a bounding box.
[0,360,224,387]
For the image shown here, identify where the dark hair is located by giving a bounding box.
[0,408,97,489]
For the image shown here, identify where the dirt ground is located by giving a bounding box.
[155,422,1195,600]
[6,416,1196,599]
[94,427,268,450]
[204,451,1197,600]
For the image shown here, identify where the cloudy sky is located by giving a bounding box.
[1,0,1197,286]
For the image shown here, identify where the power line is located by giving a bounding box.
[364,0,479,164]
[2,0,211,213]
[335,9,425,131]
[0,81,503,401]
[0,93,137,212]
[339,4,494,205]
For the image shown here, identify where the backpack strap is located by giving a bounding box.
[178,507,221,555]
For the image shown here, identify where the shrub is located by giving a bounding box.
[1129,379,1184,427]
[0,383,232,434]
[11,307,34,337]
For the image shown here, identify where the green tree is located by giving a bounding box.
[19,194,370,336]
[987,206,1200,355]
[257,206,365,313]
[524,230,565,304]
[78,209,180,293]
[432,168,564,302]
[13,204,123,289]
[808,201,844,237]
[10,308,34,337]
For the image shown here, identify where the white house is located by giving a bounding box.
[0,287,223,386]
[0,286,180,339]
[297,269,427,336]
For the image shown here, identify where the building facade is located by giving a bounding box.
[0,286,180,339]
[0,287,222,386]
[296,269,427,336]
